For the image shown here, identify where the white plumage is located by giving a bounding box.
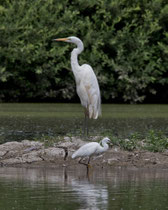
[72,137,111,166]
[74,63,101,119]
[54,36,101,134]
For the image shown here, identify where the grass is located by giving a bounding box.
[1,103,168,118]
[103,129,168,152]
[0,103,168,152]
[34,129,168,153]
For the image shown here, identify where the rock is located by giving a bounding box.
[0,151,7,157]
[22,151,43,163]
[1,138,168,169]
[63,136,71,141]
[40,148,64,161]
[0,138,85,165]
[2,157,24,165]
[0,141,23,151]
[107,158,119,165]
[22,140,44,153]
[54,137,86,149]
[113,146,120,152]
[22,140,44,148]
[0,140,45,165]
[163,150,168,156]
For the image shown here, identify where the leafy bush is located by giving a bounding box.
[109,130,168,152]
[0,0,168,102]
[144,130,168,152]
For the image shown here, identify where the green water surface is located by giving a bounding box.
[0,103,168,142]
[0,167,168,210]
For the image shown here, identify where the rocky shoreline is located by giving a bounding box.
[0,137,168,169]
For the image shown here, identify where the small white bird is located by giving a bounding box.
[53,36,101,135]
[72,137,111,167]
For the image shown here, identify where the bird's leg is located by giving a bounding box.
[79,158,88,167]
[83,108,89,137]
[87,157,91,168]
[86,157,92,178]
[64,147,68,161]
[79,157,91,169]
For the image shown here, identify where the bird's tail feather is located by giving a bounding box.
[72,152,76,159]
[88,103,101,119]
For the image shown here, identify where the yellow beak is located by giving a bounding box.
[53,38,69,42]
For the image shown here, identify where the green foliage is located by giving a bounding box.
[110,132,142,151]
[34,130,168,152]
[144,130,168,152]
[109,130,168,152]
[0,0,168,102]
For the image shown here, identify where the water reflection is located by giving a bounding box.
[0,167,168,210]
[0,167,108,210]
[68,175,108,210]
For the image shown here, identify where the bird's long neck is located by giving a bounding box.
[71,41,84,74]
[100,141,109,152]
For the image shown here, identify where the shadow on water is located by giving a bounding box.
[0,103,168,142]
[0,167,168,210]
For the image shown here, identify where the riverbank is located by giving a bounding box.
[0,137,168,169]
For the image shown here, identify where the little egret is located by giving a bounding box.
[72,137,111,167]
[53,36,101,135]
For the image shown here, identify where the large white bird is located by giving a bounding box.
[72,137,111,167]
[54,36,101,135]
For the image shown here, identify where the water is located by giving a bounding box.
[0,167,168,210]
[1,103,168,209]
[0,103,168,142]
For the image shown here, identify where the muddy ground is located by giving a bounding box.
[0,137,168,169]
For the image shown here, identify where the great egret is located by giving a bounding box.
[53,36,101,135]
[72,137,111,167]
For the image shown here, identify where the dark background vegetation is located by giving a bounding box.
[0,0,168,103]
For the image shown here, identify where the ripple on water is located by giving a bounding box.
[0,167,168,210]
